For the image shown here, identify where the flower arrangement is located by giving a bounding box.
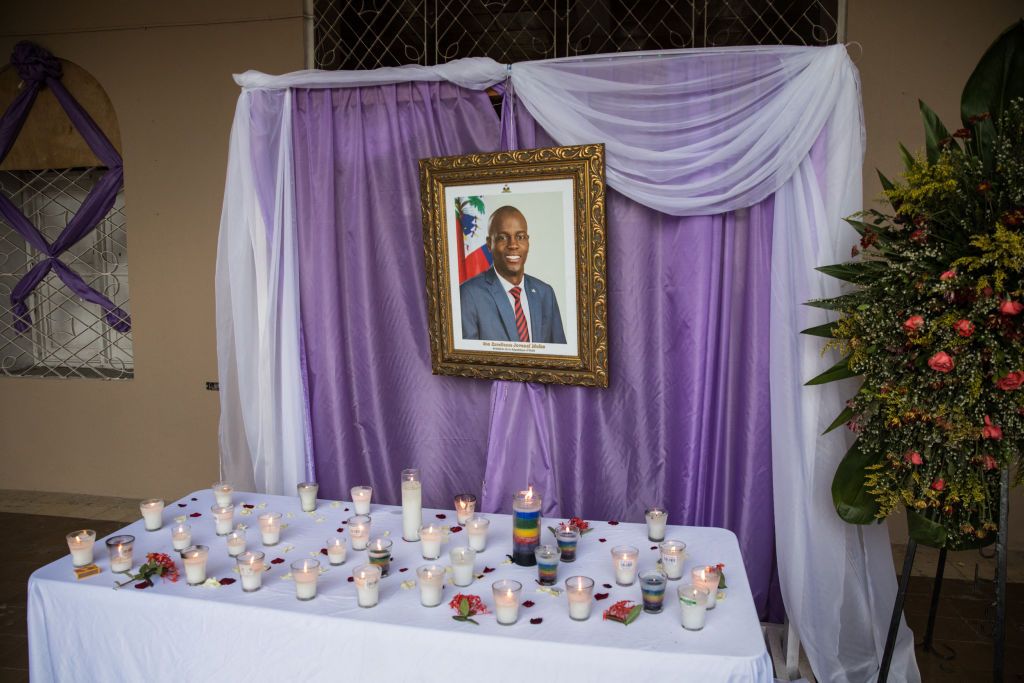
[114,552,180,589]
[602,600,642,625]
[807,22,1024,549]
[548,517,593,536]
[449,593,488,625]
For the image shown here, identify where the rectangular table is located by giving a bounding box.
[30,489,772,682]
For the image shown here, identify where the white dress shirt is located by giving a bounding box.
[495,268,532,341]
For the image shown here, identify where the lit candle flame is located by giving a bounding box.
[524,485,534,502]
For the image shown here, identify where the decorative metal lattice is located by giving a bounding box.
[314,0,842,70]
[0,168,132,379]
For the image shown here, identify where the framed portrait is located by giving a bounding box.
[419,143,608,388]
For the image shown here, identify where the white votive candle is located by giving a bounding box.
[237,551,265,592]
[645,506,668,542]
[212,504,234,536]
[105,535,134,573]
[565,575,595,621]
[212,481,233,507]
[171,523,192,552]
[258,512,282,546]
[401,468,422,541]
[454,494,477,525]
[492,579,522,625]
[326,537,347,566]
[347,514,371,550]
[611,545,639,586]
[679,584,710,630]
[182,545,209,586]
[449,546,476,587]
[691,566,721,610]
[140,499,165,531]
[353,564,382,608]
[226,529,246,557]
[659,540,687,580]
[417,564,446,607]
[466,515,489,552]
[351,485,372,515]
[297,481,319,512]
[66,530,96,567]
[420,523,444,560]
[292,559,320,600]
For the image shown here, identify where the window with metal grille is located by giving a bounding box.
[313,0,843,71]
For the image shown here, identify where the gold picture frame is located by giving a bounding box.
[419,143,608,388]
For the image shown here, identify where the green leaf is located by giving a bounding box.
[458,597,470,617]
[718,571,727,589]
[805,293,860,312]
[623,604,642,625]
[805,356,858,386]
[465,617,479,625]
[905,509,947,549]
[898,143,916,172]
[961,20,1024,129]
[919,100,950,164]
[800,321,839,338]
[831,441,881,524]
[816,261,887,285]
[877,170,895,194]
[823,406,855,435]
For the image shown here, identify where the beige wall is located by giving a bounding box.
[0,1,304,500]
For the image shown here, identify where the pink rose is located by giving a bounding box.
[904,451,923,466]
[954,319,975,337]
[996,371,1024,391]
[940,270,956,281]
[981,415,1003,440]
[927,352,954,373]
[930,479,945,491]
[903,315,925,333]
[982,455,998,471]
[999,300,1024,316]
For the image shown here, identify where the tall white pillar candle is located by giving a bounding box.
[212,504,234,536]
[237,551,265,592]
[292,559,320,600]
[466,515,489,552]
[297,482,319,512]
[449,547,476,587]
[401,468,422,542]
[351,486,372,515]
[659,540,687,580]
[258,512,282,546]
[140,499,165,531]
[353,564,382,608]
[611,545,639,586]
[419,524,444,560]
[679,585,709,630]
[211,482,233,507]
[171,523,192,552]
[347,515,371,550]
[182,545,209,586]
[565,575,595,621]
[66,530,96,567]
[417,564,445,607]
[645,506,668,542]
[491,579,522,625]
[226,529,246,557]
[326,537,347,565]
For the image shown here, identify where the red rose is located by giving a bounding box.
[982,455,998,471]
[930,479,945,491]
[903,315,925,333]
[999,300,1024,316]
[996,371,1024,391]
[909,229,928,243]
[954,319,975,337]
[904,451,923,466]
[940,270,956,281]
[928,352,954,373]
[981,415,1003,440]
[952,128,972,139]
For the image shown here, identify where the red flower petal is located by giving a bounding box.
[177,503,187,508]
[340,520,347,525]
[398,567,408,573]
[336,528,345,533]
[218,578,236,586]
[598,538,607,543]
[530,617,543,624]
[320,548,328,555]
[436,513,447,519]
[191,497,198,501]
[482,566,495,573]
[134,580,152,589]
[242,504,255,509]
[594,592,609,600]
[270,558,285,565]
[189,512,202,518]
[602,583,612,589]
[450,526,463,533]
[650,546,658,550]
[607,520,619,526]
[344,508,349,512]
[522,600,535,608]
[347,576,354,582]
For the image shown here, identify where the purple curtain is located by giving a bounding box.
[292,82,782,620]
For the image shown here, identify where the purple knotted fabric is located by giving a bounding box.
[0,41,130,333]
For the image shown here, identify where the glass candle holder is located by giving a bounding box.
[419,523,444,560]
[401,468,422,542]
[105,535,134,573]
[171,523,192,552]
[326,537,347,566]
[291,559,320,600]
[211,481,233,507]
[555,525,580,562]
[492,579,523,625]
[659,540,687,580]
[237,551,265,592]
[678,584,710,630]
[466,515,489,552]
[182,545,209,586]
[645,506,668,542]
[211,504,235,536]
[226,529,246,557]
[640,570,668,613]
[449,546,476,587]
[258,512,282,546]
[565,575,595,621]
[453,494,477,525]
[534,544,561,586]
[691,566,720,610]
[511,486,541,566]
[611,545,640,586]
[367,537,393,577]
[353,564,382,608]
[417,564,446,607]
[66,529,96,567]
[351,485,372,515]
[297,481,319,512]
[347,514,371,550]
[140,499,165,531]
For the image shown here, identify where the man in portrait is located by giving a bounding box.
[460,205,567,344]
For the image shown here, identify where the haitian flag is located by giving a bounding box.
[454,196,492,283]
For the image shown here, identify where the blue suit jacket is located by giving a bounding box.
[460,269,567,344]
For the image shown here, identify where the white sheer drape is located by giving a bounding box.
[217,45,918,682]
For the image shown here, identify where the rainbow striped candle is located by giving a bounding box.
[512,487,542,566]
[640,571,668,613]
[534,544,560,585]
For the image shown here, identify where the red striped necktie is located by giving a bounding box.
[510,286,529,342]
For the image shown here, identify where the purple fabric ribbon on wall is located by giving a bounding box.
[0,42,130,333]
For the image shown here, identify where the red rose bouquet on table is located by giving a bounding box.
[806,22,1024,550]
[114,553,180,589]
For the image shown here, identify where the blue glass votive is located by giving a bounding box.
[534,544,561,585]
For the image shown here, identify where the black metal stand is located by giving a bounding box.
[993,468,1009,682]
[879,538,917,682]
[916,547,956,660]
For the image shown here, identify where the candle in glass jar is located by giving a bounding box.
[350,486,372,515]
[211,504,234,536]
[237,551,265,592]
[417,564,445,607]
[419,524,444,560]
[639,570,668,613]
[140,499,165,531]
[659,540,687,580]
[258,512,282,546]
[534,544,560,586]
[171,523,192,552]
[453,494,477,525]
[511,486,542,566]
[401,469,422,542]
[367,537,393,577]
[326,537,347,566]
[347,514,371,550]
[226,529,246,557]
[691,566,720,610]
[182,545,209,586]
[449,547,476,587]
[565,575,595,621]
[645,506,668,542]
[291,559,320,600]
[353,564,382,608]
[66,530,96,567]
[297,482,319,512]
[105,535,134,573]
[678,584,710,630]
[555,525,580,562]
[492,579,522,625]
[466,515,489,552]
[211,481,233,507]
[611,545,639,586]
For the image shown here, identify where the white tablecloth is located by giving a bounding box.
[29,489,772,682]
